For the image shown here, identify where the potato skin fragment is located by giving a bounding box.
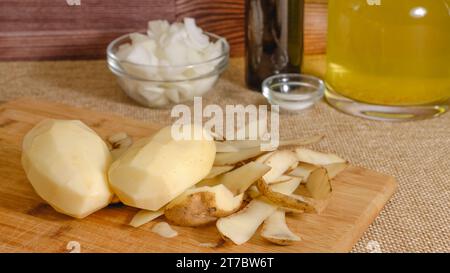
[261,210,301,246]
[256,179,316,213]
[129,209,164,227]
[216,199,277,245]
[305,167,332,200]
[164,192,240,227]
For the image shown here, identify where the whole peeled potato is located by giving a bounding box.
[108,124,216,211]
[21,119,113,218]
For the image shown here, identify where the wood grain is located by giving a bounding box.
[0,0,175,60]
[175,0,328,56]
[0,99,397,253]
[176,0,246,59]
[304,0,328,54]
[0,0,327,60]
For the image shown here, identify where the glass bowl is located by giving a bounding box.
[107,32,229,108]
[262,74,325,112]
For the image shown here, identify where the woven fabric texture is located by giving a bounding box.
[0,58,449,253]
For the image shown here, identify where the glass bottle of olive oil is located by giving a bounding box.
[246,0,304,91]
[326,0,450,121]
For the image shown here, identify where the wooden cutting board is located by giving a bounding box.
[0,99,397,253]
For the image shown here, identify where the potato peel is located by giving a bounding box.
[257,179,316,213]
[324,162,349,179]
[198,161,270,195]
[216,177,303,245]
[255,151,276,164]
[288,163,319,180]
[214,147,266,166]
[108,132,133,160]
[129,209,164,227]
[268,175,294,184]
[216,199,277,245]
[164,185,244,227]
[151,222,178,238]
[263,150,298,183]
[246,185,261,199]
[305,167,332,200]
[261,210,301,245]
[215,141,240,153]
[222,135,324,151]
[295,148,347,165]
[204,166,235,179]
[108,132,131,148]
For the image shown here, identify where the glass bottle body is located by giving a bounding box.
[246,0,304,91]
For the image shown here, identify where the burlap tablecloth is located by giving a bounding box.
[0,57,448,253]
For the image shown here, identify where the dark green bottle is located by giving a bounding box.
[245,0,304,91]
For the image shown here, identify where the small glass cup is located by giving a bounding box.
[262,74,325,112]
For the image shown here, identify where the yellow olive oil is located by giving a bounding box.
[326,0,450,106]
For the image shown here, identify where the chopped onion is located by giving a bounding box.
[184,17,209,50]
[115,18,225,107]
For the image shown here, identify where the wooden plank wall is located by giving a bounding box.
[0,0,327,60]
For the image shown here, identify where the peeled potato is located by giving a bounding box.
[108,124,216,211]
[21,119,113,218]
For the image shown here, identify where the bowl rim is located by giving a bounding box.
[262,73,325,105]
[106,32,230,69]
